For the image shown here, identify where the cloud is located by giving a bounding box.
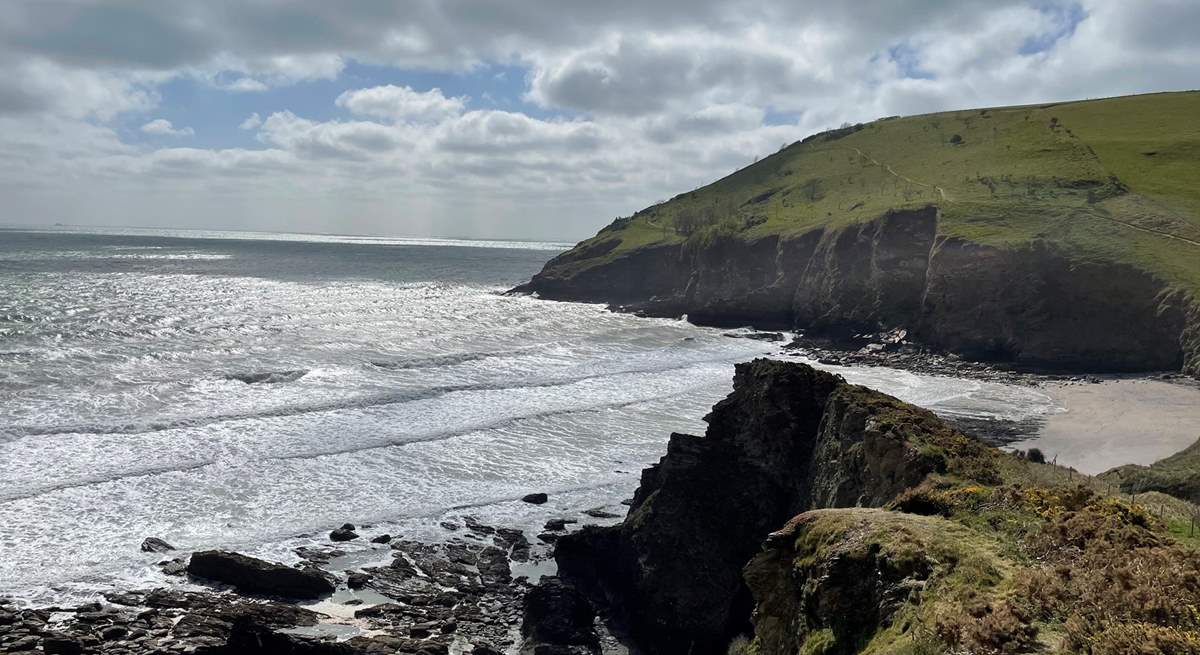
[0,0,1198,240]
[239,113,263,130]
[140,119,194,137]
[256,111,409,160]
[223,77,268,92]
[335,85,466,123]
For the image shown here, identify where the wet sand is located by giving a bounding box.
[1009,378,1200,475]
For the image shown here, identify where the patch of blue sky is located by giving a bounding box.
[887,43,935,80]
[1020,1,1086,55]
[116,60,575,150]
[763,109,802,126]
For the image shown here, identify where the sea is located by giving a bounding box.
[0,227,1061,605]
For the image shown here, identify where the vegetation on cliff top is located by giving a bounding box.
[552,91,1200,292]
[1101,437,1200,504]
[714,363,1200,655]
[742,440,1200,654]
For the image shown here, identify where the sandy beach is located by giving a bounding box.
[1009,377,1200,475]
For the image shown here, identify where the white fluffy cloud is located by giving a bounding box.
[0,0,1198,239]
[140,118,194,137]
[336,85,466,123]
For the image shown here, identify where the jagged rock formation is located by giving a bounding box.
[557,359,1200,654]
[555,359,994,654]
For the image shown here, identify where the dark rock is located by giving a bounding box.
[464,516,496,534]
[188,550,335,599]
[140,537,175,553]
[347,572,370,589]
[522,493,549,505]
[477,546,511,584]
[580,508,620,519]
[556,360,981,654]
[100,625,129,640]
[521,577,598,652]
[330,524,360,542]
[471,647,504,655]
[370,534,392,544]
[439,521,460,531]
[157,557,187,576]
[543,518,576,532]
[41,634,84,655]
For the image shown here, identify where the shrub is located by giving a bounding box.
[1026,448,1046,464]
[726,634,756,655]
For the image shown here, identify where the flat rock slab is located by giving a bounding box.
[188,550,335,599]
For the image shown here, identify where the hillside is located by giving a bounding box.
[1102,437,1200,504]
[515,91,1200,374]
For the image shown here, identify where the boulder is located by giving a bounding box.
[330,523,360,542]
[140,537,175,553]
[521,493,549,505]
[543,518,576,532]
[347,572,370,589]
[187,550,335,599]
[370,533,392,544]
[520,577,598,653]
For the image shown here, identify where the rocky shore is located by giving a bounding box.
[6,359,1199,654]
[0,513,622,655]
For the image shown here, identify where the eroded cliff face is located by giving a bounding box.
[516,207,1198,373]
[744,509,1005,655]
[554,359,995,655]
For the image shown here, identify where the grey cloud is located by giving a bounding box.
[1,0,1199,240]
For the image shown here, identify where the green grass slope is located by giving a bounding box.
[1102,436,1200,504]
[565,91,1200,291]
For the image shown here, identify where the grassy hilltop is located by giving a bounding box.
[560,91,1200,291]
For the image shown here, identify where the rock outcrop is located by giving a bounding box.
[555,359,994,654]
[743,509,1006,655]
[519,577,599,654]
[187,550,336,599]
[516,206,1199,373]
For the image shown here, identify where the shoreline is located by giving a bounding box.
[755,329,1200,468]
[1009,377,1200,475]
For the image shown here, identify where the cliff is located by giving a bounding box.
[555,359,996,652]
[557,359,1200,654]
[515,91,1200,375]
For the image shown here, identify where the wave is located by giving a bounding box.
[0,386,697,505]
[224,369,309,384]
[370,352,494,370]
[3,351,752,439]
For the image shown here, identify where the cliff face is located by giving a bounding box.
[554,359,995,654]
[557,359,1200,654]
[517,207,1197,373]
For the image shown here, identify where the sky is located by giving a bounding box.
[1,1,1197,241]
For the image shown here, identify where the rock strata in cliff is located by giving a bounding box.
[517,206,1198,373]
[555,358,995,654]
